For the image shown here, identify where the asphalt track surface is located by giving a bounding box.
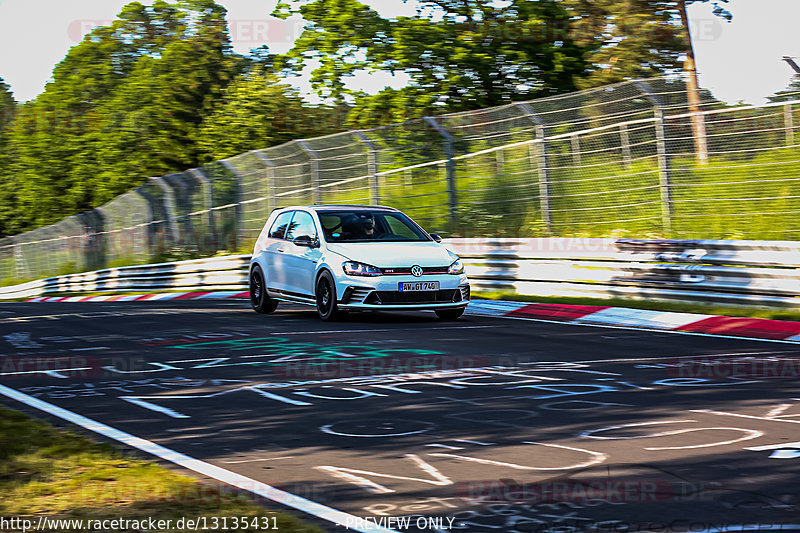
[0,300,798,533]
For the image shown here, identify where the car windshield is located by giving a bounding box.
[318,210,430,242]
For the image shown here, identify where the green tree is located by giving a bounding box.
[196,67,312,162]
[769,77,800,103]
[568,1,732,88]
[274,0,590,115]
[0,78,18,236]
[2,0,241,232]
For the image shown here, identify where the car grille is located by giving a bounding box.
[367,289,461,305]
[381,266,449,275]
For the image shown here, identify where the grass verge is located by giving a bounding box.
[473,291,800,322]
[0,405,323,532]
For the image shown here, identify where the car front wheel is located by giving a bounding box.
[316,271,346,321]
[250,266,278,314]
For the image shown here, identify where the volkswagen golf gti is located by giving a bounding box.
[248,205,470,321]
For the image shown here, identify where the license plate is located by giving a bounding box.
[398,281,440,292]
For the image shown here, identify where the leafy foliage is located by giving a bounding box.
[197,67,314,162]
[275,0,591,117]
[0,1,328,236]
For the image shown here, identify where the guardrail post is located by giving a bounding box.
[785,103,795,146]
[635,81,672,235]
[424,116,457,228]
[220,160,245,249]
[515,103,552,235]
[251,151,276,214]
[297,140,321,204]
[620,124,632,169]
[352,131,380,205]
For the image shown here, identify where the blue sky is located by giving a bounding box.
[0,0,798,104]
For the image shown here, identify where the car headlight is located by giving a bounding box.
[343,261,383,276]
[448,258,464,275]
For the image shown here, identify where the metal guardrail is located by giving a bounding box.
[448,238,800,307]
[1,240,799,307]
[0,255,250,300]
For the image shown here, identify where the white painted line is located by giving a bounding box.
[568,351,790,365]
[747,440,800,451]
[692,409,800,424]
[686,525,800,533]
[223,456,296,464]
[121,397,191,419]
[573,307,715,330]
[0,367,91,376]
[0,384,398,533]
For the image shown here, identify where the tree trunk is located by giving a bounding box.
[678,0,708,164]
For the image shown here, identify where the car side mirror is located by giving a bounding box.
[293,235,319,248]
[430,233,443,243]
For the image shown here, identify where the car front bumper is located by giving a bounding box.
[336,273,470,311]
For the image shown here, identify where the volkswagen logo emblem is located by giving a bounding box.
[411,265,423,277]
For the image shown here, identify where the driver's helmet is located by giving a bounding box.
[359,214,376,234]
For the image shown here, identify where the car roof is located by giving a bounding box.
[276,204,400,213]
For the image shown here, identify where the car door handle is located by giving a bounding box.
[276,249,286,253]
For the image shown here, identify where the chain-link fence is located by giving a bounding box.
[2,76,800,284]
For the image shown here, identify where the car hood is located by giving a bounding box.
[326,242,455,268]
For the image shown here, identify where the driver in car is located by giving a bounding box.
[361,214,382,238]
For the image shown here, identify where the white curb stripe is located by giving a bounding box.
[465,301,527,316]
[0,384,397,533]
[573,307,716,330]
[146,293,187,301]
[114,295,148,302]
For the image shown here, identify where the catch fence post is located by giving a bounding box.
[635,81,673,235]
[297,141,322,205]
[516,103,552,234]
[353,131,380,205]
[424,116,457,228]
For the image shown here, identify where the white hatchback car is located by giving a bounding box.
[249,205,470,321]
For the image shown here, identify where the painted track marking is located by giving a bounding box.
[0,384,398,533]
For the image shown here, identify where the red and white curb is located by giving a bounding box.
[26,291,250,303]
[23,292,800,343]
[467,301,800,343]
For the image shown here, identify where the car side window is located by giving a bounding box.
[268,211,294,239]
[285,211,318,241]
[384,215,419,239]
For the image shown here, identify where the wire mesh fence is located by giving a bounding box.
[2,76,800,284]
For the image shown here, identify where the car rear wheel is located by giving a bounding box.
[435,308,464,320]
[250,266,278,314]
[316,271,346,321]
